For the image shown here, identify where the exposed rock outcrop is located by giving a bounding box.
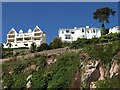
[26,80,31,88]
[26,75,32,81]
[109,52,120,78]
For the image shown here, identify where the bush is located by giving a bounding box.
[37,43,50,52]
[96,74,120,88]
[85,41,120,64]
[49,37,63,49]
[30,42,36,53]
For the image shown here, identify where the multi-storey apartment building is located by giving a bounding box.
[3,26,46,48]
[109,26,120,33]
[59,26,101,42]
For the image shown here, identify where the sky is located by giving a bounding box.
[2,2,119,44]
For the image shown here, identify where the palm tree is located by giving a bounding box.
[93,7,116,35]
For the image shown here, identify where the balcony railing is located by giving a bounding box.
[7,37,15,39]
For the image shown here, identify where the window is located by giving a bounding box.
[15,44,17,46]
[87,31,89,33]
[65,35,71,39]
[62,31,64,34]
[66,30,69,33]
[93,29,95,33]
[82,29,84,33]
[71,32,74,34]
[24,44,28,46]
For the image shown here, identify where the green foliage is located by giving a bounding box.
[30,42,37,53]
[96,74,120,88]
[93,7,116,28]
[70,33,120,49]
[70,38,99,49]
[2,55,47,88]
[49,37,63,49]
[62,41,71,47]
[100,33,120,42]
[101,27,106,35]
[37,43,50,52]
[85,41,120,64]
[47,52,80,89]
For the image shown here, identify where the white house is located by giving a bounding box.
[58,26,101,42]
[109,26,120,33]
[3,26,46,48]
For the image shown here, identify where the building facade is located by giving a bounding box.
[4,26,46,48]
[59,26,101,42]
[109,26,120,33]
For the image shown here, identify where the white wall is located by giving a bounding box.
[109,26,120,33]
[59,26,101,42]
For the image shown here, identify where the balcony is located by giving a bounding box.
[33,37,41,40]
[7,33,15,35]
[8,39,14,43]
[7,37,15,40]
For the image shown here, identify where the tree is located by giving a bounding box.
[37,43,50,52]
[30,42,36,53]
[49,37,63,49]
[93,7,116,35]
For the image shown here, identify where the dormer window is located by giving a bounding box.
[19,29,23,34]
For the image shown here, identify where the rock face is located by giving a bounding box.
[46,55,57,65]
[109,60,120,78]
[22,64,36,72]
[26,75,32,81]
[98,66,105,80]
[109,52,120,78]
[26,75,32,88]
[26,80,31,88]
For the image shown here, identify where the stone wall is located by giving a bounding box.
[1,48,68,62]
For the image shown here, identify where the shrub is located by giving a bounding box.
[96,74,120,88]
[49,37,63,49]
[37,43,50,52]
[30,42,36,53]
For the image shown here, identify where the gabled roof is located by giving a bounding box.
[33,26,42,32]
[28,28,32,33]
[8,28,16,34]
[19,29,23,34]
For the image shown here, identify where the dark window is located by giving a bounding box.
[65,35,71,39]
[66,30,69,33]
[87,31,89,33]
[93,29,95,33]
[82,29,84,33]
[71,32,74,34]
[15,44,17,46]
[24,44,28,46]
[62,31,64,34]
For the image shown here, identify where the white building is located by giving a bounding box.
[109,26,120,33]
[58,26,101,42]
[3,26,46,48]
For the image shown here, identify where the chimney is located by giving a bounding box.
[86,26,89,28]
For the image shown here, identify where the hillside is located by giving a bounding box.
[2,33,120,89]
